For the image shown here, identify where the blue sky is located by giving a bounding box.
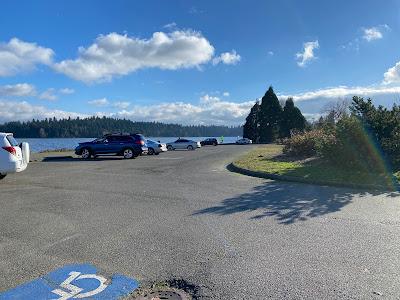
[0,0,400,124]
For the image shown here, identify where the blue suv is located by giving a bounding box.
[75,134,148,159]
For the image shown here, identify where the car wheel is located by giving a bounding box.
[167,145,173,151]
[213,142,217,146]
[81,148,91,159]
[148,148,155,155]
[187,145,194,150]
[0,174,6,180]
[123,148,134,159]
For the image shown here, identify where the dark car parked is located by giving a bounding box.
[75,134,148,159]
[200,138,218,146]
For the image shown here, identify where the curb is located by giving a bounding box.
[228,162,398,192]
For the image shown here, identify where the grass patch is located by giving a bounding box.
[234,145,397,189]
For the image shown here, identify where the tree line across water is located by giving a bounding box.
[0,117,242,138]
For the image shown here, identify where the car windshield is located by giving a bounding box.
[1,2,399,299]
[93,138,105,143]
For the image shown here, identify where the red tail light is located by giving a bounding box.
[134,140,145,145]
[2,146,16,156]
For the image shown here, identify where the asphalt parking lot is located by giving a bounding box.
[1,145,400,299]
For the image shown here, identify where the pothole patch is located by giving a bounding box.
[128,279,203,300]
[132,289,190,300]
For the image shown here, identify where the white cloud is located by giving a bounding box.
[59,88,75,94]
[0,83,73,100]
[88,98,130,109]
[280,83,400,121]
[112,94,253,125]
[53,31,215,83]
[296,40,319,67]
[268,51,274,56]
[383,62,400,85]
[200,94,220,103]
[88,98,110,107]
[112,101,130,109]
[342,24,390,51]
[0,83,36,97]
[0,100,87,123]
[212,50,241,65]
[189,7,203,14]
[39,88,57,101]
[0,38,54,76]
[163,22,177,30]
[280,85,400,102]
[223,92,230,97]
[340,39,360,52]
[362,26,385,42]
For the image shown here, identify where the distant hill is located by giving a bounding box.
[0,116,242,138]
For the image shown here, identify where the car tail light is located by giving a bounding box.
[2,146,16,156]
[135,140,145,145]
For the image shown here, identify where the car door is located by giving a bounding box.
[171,139,180,149]
[177,139,188,149]
[108,136,127,153]
[93,138,110,154]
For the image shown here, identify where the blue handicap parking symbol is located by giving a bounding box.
[0,264,139,299]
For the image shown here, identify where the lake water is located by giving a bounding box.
[19,136,242,153]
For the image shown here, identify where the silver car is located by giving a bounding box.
[166,138,201,151]
[146,139,167,155]
[236,138,253,144]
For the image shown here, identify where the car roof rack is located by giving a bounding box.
[104,132,129,137]
[103,132,143,137]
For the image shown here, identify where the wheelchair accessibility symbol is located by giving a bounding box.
[0,264,139,300]
[51,271,108,299]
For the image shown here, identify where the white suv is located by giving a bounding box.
[0,133,29,180]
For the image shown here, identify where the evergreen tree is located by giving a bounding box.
[243,101,260,142]
[259,86,283,143]
[280,98,306,137]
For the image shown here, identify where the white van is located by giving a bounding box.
[0,133,29,180]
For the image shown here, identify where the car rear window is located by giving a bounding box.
[6,135,18,147]
[132,134,145,141]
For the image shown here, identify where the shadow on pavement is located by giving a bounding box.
[42,156,126,162]
[193,182,397,224]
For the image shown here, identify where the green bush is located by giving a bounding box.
[380,134,400,169]
[350,96,400,171]
[317,116,386,174]
[283,129,329,157]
